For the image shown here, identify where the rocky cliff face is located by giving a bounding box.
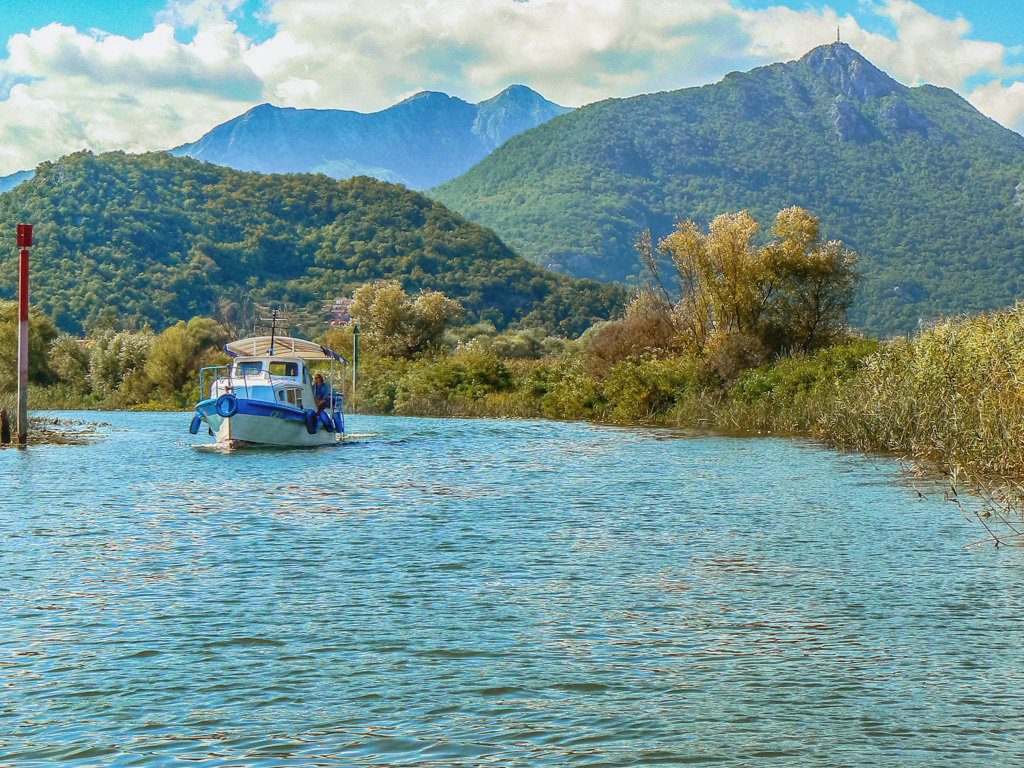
[801,42,903,102]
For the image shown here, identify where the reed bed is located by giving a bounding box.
[823,305,1024,477]
[818,305,1024,543]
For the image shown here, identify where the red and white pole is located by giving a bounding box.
[16,224,32,446]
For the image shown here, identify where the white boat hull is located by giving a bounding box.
[212,412,338,447]
[193,395,343,448]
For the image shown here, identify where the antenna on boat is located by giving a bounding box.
[253,306,292,356]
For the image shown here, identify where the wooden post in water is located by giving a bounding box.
[16,224,32,446]
[1,409,10,445]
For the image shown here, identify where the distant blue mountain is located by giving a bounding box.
[0,169,33,193]
[171,85,570,189]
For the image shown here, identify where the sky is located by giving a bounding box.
[0,0,1022,175]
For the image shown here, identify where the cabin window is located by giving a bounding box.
[235,361,263,375]
[269,361,298,377]
[280,388,302,408]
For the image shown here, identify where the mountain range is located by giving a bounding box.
[4,43,1024,338]
[171,85,570,190]
[431,42,1024,336]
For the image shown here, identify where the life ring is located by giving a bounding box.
[215,393,238,418]
[304,409,318,435]
[318,410,334,431]
[189,413,203,434]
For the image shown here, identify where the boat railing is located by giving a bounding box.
[200,366,276,402]
[200,363,344,417]
[199,366,231,401]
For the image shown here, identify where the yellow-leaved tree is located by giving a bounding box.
[347,280,464,358]
[638,206,858,378]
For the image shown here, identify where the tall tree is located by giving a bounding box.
[655,206,858,361]
[349,280,464,358]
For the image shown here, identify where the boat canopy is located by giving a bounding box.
[224,335,346,362]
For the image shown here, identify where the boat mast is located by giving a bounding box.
[254,306,290,355]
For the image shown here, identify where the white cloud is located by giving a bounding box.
[867,0,1012,87]
[0,21,262,173]
[242,0,1024,116]
[245,0,750,110]
[969,80,1024,133]
[158,0,248,28]
[0,0,1023,175]
[5,22,259,97]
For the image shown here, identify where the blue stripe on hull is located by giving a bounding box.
[196,397,307,422]
[193,397,340,446]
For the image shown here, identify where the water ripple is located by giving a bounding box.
[1,413,1023,766]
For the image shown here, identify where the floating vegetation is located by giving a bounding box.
[0,415,105,447]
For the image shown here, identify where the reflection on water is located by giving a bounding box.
[1,412,1023,766]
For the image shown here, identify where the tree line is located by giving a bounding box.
[1,205,858,413]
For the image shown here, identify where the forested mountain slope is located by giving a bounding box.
[0,152,622,335]
[432,43,1024,335]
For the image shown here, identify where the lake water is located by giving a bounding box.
[2,412,1023,766]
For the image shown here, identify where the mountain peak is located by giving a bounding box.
[487,84,540,102]
[172,84,569,189]
[397,90,459,106]
[473,85,571,149]
[800,42,903,101]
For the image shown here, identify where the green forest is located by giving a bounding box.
[432,43,1024,337]
[0,151,623,337]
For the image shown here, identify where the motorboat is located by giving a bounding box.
[189,335,346,447]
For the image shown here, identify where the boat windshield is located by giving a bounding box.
[268,361,299,377]
[235,361,263,375]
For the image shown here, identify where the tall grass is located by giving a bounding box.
[824,305,1024,478]
[814,305,1024,544]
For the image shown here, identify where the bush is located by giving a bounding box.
[49,334,91,393]
[732,339,879,408]
[349,280,463,358]
[583,293,684,374]
[539,358,605,420]
[823,307,1024,478]
[88,329,155,396]
[703,330,766,382]
[146,317,229,395]
[472,328,547,359]
[602,355,710,422]
[392,350,514,416]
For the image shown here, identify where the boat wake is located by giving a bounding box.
[192,432,381,453]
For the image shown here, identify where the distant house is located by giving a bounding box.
[324,297,354,326]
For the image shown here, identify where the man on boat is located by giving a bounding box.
[313,374,330,412]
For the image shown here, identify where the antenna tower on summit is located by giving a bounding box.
[836,26,841,43]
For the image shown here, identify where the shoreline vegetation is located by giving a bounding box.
[4,206,1023,542]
